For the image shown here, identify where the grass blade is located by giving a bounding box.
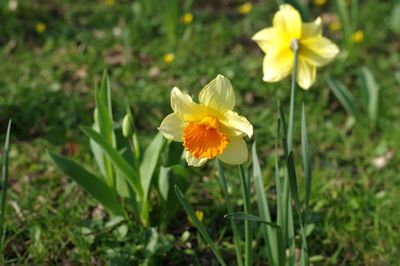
[224,212,280,229]
[327,77,359,119]
[49,152,123,217]
[174,185,226,266]
[81,126,143,197]
[0,120,11,246]
[251,142,278,265]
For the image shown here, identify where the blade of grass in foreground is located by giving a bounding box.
[0,120,11,247]
[174,185,226,266]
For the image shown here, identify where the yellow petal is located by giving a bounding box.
[199,74,235,112]
[297,59,316,90]
[262,49,293,82]
[218,137,248,165]
[252,27,284,55]
[301,17,322,39]
[220,111,253,138]
[300,37,339,67]
[185,151,208,167]
[273,4,302,40]
[171,87,201,119]
[158,113,184,141]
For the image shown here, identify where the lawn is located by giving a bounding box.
[1,0,400,265]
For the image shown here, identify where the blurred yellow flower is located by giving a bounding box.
[252,4,339,89]
[238,2,252,15]
[181,12,193,25]
[313,0,327,6]
[352,30,364,43]
[188,210,204,225]
[158,75,253,167]
[329,21,342,33]
[35,22,46,33]
[104,0,114,6]
[163,53,175,64]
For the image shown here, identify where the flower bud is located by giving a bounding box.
[122,114,133,138]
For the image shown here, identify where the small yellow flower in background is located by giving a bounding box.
[104,0,115,6]
[313,0,327,6]
[352,30,364,43]
[159,75,253,167]
[163,53,175,64]
[188,210,204,225]
[35,22,46,33]
[238,2,252,15]
[181,12,193,25]
[329,21,342,33]
[252,4,339,90]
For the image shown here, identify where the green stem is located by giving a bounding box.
[287,40,299,265]
[239,165,252,266]
[216,160,243,266]
[288,40,299,152]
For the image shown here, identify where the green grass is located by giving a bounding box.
[1,0,400,264]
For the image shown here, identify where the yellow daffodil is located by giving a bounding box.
[35,22,46,33]
[313,0,327,6]
[238,2,252,15]
[181,12,193,25]
[188,210,204,225]
[104,0,115,6]
[159,75,253,167]
[163,53,175,64]
[252,4,339,89]
[329,21,342,33]
[352,30,364,43]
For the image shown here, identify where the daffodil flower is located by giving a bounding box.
[158,75,253,167]
[252,4,339,89]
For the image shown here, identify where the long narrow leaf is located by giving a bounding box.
[225,212,280,229]
[174,185,226,266]
[359,67,380,126]
[81,126,143,197]
[327,77,359,118]
[251,142,278,265]
[140,133,165,199]
[0,120,11,245]
[215,159,243,266]
[49,152,123,216]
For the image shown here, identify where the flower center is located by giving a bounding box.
[183,116,229,159]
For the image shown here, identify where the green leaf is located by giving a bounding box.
[287,152,300,210]
[251,142,278,265]
[80,126,143,197]
[327,77,359,119]
[174,185,226,266]
[359,67,380,126]
[215,159,243,266]
[140,133,165,199]
[158,165,188,227]
[0,120,12,244]
[48,152,123,216]
[390,3,400,35]
[225,212,280,229]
